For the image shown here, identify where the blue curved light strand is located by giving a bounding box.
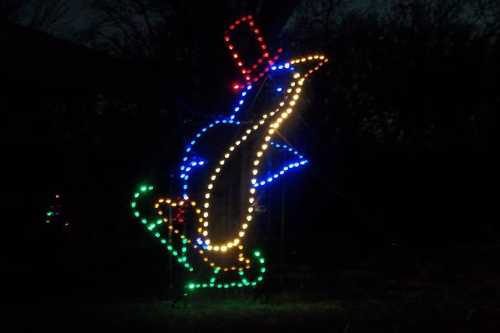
[252,141,309,188]
[178,65,307,199]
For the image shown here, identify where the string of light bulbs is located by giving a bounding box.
[131,15,327,293]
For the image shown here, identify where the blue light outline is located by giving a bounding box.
[178,62,305,199]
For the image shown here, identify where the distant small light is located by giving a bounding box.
[276,87,283,92]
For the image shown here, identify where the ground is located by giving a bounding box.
[5,293,500,332]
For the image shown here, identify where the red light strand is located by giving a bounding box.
[224,15,283,90]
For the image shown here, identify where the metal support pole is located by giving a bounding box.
[280,181,286,278]
[168,205,173,290]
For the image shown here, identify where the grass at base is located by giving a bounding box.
[5,294,500,332]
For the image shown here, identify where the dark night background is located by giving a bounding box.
[1,0,499,331]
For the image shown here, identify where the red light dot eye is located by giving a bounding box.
[252,64,258,69]
[254,29,260,34]
[237,61,243,66]
[229,25,235,30]
[233,53,239,59]
[247,15,253,19]
[242,17,247,21]
[236,20,241,25]
[261,44,267,50]
[257,59,263,64]
[232,83,240,90]
[245,76,251,81]
[257,37,263,42]
[263,52,269,58]
[228,45,234,50]
[224,36,230,42]
[249,21,254,27]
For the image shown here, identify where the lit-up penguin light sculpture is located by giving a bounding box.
[131,15,328,293]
